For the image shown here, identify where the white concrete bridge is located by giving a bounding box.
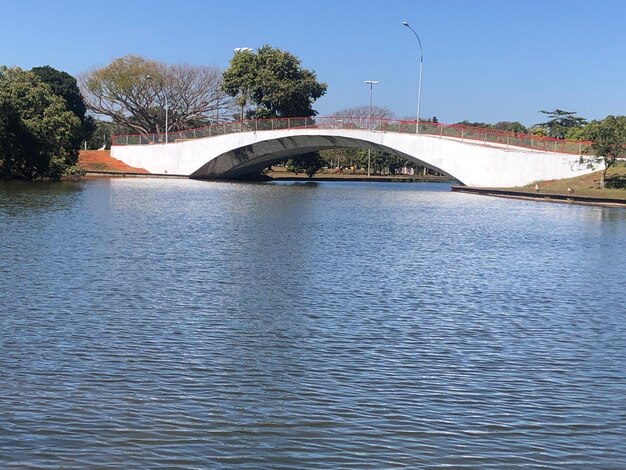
[111,117,598,187]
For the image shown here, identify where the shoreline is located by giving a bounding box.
[451,186,626,208]
[83,170,452,184]
[80,170,626,208]
[77,147,626,208]
[267,173,451,183]
[83,171,187,179]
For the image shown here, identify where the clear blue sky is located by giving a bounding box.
[2,0,625,126]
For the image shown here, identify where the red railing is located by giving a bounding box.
[112,116,591,155]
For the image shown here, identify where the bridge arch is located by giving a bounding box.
[189,132,448,180]
[112,123,597,187]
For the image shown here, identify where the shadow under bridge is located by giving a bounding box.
[190,132,443,180]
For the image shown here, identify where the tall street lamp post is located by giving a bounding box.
[164,93,169,143]
[403,21,423,134]
[364,80,379,177]
[234,48,253,122]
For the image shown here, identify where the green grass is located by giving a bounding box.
[516,162,626,199]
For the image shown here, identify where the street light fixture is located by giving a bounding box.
[403,21,423,134]
[364,80,379,178]
[146,74,169,143]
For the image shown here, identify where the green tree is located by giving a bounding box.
[352,149,418,176]
[0,67,82,179]
[530,126,547,136]
[455,120,493,128]
[86,119,134,150]
[536,109,586,139]
[494,121,528,134]
[222,45,327,119]
[31,65,96,145]
[223,46,327,177]
[320,148,356,169]
[286,153,324,177]
[0,96,37,175]
[563,126,587,141]
[583,115,626,188]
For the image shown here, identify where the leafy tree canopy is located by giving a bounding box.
[86,118,135,150]
[493,121,528,134]
[453,120,528,134]
[31,65,95,145]
[31,66,87,125]
[0,67,82,180]
[581,115,626,188]
[222,45,327,119]
[223,46,327,176]
[536,109,587,139]
[353,149,416,176]
[286,152,324,177]
[455,120,492,128]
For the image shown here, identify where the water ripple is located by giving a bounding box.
[1,179,625,468]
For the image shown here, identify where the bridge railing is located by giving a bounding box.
[112,116,591,155]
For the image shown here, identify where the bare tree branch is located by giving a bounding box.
[79,55,234,136]
[332,105,394,120]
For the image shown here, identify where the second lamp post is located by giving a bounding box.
[364,80,379,177]
[403,21,423,134]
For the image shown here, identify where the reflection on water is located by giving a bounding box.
[0,180,84,215]
[1,179,625,468]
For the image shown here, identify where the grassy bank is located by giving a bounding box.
[454,161,626,207]
[514,162,626,199]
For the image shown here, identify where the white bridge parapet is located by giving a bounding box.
[111,127,598,188]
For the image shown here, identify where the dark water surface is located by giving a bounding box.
[1,179,625,469]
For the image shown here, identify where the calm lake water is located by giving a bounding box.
[1,178,626,469]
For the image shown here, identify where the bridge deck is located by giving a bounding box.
[112,116,590,157]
